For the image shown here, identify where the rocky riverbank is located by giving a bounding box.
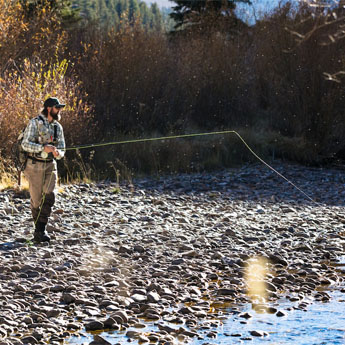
[0,162,345,344]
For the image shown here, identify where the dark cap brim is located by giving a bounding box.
[56,104,65,108]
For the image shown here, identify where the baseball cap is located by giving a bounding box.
[44,97,65,108]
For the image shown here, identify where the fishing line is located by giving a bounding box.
[62,130,317,204]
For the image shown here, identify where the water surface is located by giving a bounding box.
[68,290,345,345]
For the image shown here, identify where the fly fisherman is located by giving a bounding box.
[21,97,66,243]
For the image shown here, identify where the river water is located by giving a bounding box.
[67,260,345,345]
[206,290,345,344]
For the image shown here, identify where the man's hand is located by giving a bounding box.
[44,145,58,157]
[52,150,60,158]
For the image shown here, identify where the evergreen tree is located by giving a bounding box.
[73,0,166,31]
[139,2,151,26]
[116,0,127,19]
[150,3,163,31]
[161,6,175,31]
[19,0,80,25]
[129,0,140,21]
[170,0,251,30]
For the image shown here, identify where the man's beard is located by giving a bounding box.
[51,113,61,121]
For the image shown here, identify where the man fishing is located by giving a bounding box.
[21,97,66,243]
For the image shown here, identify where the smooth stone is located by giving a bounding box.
[89,335,112,345]
[276,310,287,317]
[110,311,129,324]
[84,321,104,331]
[239,312,252,319]
[126,331,140,339]
[250,330,269,337]
[20,336,38,344]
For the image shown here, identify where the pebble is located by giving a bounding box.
[276,310,287,317]
[250,330,269,337]
[0,163,344,344]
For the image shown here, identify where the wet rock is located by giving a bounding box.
[84,320,104,331]
[138,334,150,342]
[157,324,177,333]
[89,335,112,345]
[126,330,140,339]
[178,307,194,315]
[239,312,252,319]
[276,310,287,317]
[250,330,269,337]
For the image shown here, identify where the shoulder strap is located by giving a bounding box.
[54,124,58,142]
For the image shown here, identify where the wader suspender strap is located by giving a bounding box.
[54,124,57,143]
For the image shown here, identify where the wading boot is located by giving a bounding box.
[34,222,50,243]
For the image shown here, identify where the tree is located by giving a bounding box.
[73,0,166,31]
[0,0,73,71]
[139,1,152,26]
[285,0,345,83]
[170,0,251,31]
[19,0,80,26]
[129,0,139,21]
[150,3,163,31]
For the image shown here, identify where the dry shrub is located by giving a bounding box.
[167,30,254,130]
[0,57,95,169]
[0,0,96,177]
[0,156,17,189]
[70,23,174,135]
[0,0,67,73]
[69,18,255,138]
[72,129,267,178]
[0,0,27,72]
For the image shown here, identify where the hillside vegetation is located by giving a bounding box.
[0,0,344,184]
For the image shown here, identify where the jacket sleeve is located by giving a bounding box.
[21,119,44,153]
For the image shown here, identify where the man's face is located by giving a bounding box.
[50,106,61,121]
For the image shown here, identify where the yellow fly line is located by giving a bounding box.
[64,130,237,151]
[33,129,317,229]
[62,130,317,204]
